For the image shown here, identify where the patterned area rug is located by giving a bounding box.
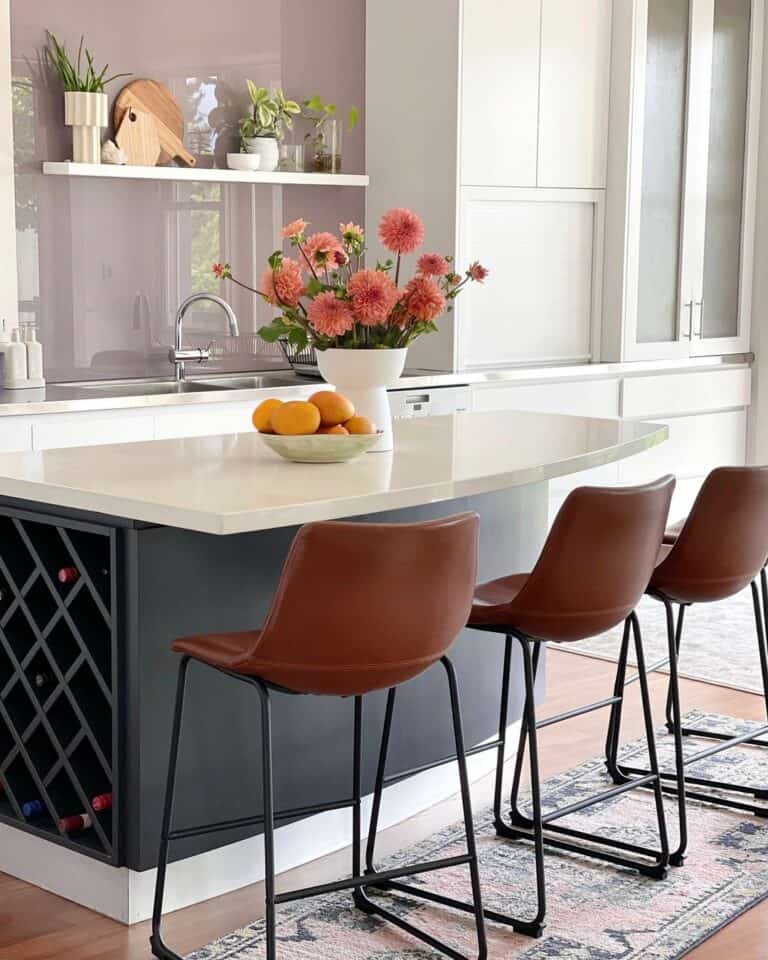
[188,711,768,960]
[560,588,764,695]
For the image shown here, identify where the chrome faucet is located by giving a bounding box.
[170,293,240,381]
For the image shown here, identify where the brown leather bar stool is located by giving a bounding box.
[607,466,768,867]
[365,477,675,939]
[151,514,488,960]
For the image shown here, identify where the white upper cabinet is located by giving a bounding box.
[460,0,541,187]
[604,0,762,361]
[538,0,613,188]
[460,0,612,189]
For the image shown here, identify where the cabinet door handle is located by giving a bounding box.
[693,299,703,338]
[683,300,694,340]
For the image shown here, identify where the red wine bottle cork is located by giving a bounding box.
[59,813,93,834]
[57,566,80,585]
[91,793,113,812]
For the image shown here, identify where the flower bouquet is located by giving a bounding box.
[212,207,487,354]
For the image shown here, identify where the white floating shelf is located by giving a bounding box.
[42,161,369,188]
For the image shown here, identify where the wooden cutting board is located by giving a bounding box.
[113,79,196,167]
[115,108,162,166]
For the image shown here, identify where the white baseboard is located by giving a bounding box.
[0,722,520,925]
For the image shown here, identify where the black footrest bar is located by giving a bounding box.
[542,772,658,824]
[382,738,504,787]
[275,854,472,905]
[377,878,545,937]
[536,694,621,729]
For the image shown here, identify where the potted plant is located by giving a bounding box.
[303,95,359,173]
[212,210,488,452]
[239,82,301,172]
[44,31,129,164]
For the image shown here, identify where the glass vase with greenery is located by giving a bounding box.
[303,95,359,173]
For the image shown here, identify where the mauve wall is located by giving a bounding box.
[11,0,365,382]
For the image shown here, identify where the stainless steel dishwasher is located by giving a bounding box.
[388,384,472,419]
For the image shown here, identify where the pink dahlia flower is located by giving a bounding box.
[281,218,308,239]
[339,221,364,241]
[468,261,489,282]
[417,252,451,277]
[308,291,355,337]
[403,276,446,323]
[212,262,231,279]
[260,258,306,307]
[304,231,346,270]
[348,269,399,326]
[378,208,425,255]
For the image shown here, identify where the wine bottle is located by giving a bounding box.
[22,798,44,819]
[59,812,93,834]
[91,792,112,812]
[57,566,80,585]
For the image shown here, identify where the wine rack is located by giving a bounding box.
[0,507,119,863]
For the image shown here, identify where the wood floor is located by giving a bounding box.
[2,648,767,959]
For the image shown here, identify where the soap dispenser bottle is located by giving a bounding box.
[25,328,43,383]
[5,329,28,385]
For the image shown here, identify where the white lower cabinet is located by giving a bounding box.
[0,418,33,452]
[471,367,750,521]
[153,403,256,441]
[32,411,155,450]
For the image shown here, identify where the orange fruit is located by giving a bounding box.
[318,424,350,435]
[344,415,377,435]
[271,400,322,436]
[309,390,355,427]
[252,398,283,433]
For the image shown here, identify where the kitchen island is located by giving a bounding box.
[0,410,665,922]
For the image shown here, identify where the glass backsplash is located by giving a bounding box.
[11,0,365,382]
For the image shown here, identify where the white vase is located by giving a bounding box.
[316,348,407,453]
[64,91,108,164]
[242,136,280,172]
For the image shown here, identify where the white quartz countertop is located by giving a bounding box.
[0,411,666,535]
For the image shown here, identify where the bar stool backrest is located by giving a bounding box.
[506,476,675,642]
[253,513,480,694]
[652,466,768,604]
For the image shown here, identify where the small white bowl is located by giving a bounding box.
[227,153,262,172]
[260,432,382,463]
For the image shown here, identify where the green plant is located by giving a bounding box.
[44,31,129,93]
[239,82,301,142]
[304,95,358,144]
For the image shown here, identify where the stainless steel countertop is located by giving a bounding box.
[0,355,751,418]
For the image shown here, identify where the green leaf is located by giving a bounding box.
[304,94,326,113]
[347,106,360,130]
[288,328,309,350]
[267,250,283,270]
[258,324,284,343]
[306,277,324,298]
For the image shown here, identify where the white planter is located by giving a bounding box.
[64,91,108,164]
[316,348,407,453]
[242,137,279,172]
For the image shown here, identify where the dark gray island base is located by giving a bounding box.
[0,484,547,876]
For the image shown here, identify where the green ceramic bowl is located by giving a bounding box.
[260,432,382,463]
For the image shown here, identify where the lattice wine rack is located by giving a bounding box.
[0,507,119,863]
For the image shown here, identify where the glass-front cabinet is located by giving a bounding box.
[607,0,760,361]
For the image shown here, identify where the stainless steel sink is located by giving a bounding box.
[196,374,308,390]
[64,379,224,398]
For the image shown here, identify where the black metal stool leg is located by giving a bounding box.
[630,613,671,874]
[363,687,396,877]
[507,641,542,830]
[492,635,514,833]
[604,618,632,781]
[255,680,277,960]
[150,656,190,960]
[664,604,686,733]
[661,600,687,865]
